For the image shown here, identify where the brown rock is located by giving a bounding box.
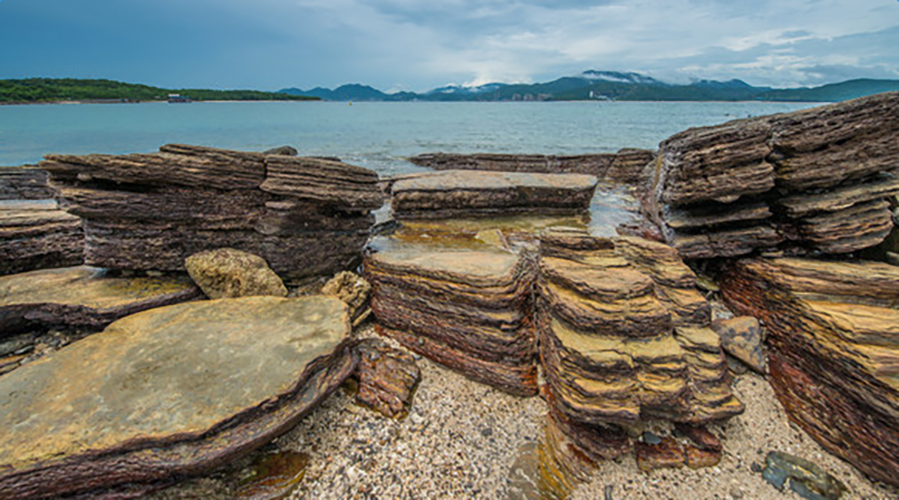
[185,248,288,299]
[352,338,420,419]
[0,296,355,499]
[720,257,899,487]
[321,271,371,320]
[537,228,742,429]
[635,437,686,472]
[647,92,899,259]
[389,170,598,220]
[0,200,84,276]
[0,266,201,337]
[0,166,56,200]
[711,316,766,373]
[365,242,538,396]
[406,148,655,183]
[40,144,380,283]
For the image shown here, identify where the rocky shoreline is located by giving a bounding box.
[2,92,899,499]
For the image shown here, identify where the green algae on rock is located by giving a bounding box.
[0,265,201,336]
[0,295,355,499]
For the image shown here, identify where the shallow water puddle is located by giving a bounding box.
[234,450,311,499]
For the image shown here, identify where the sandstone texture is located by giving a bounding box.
[185,248,288,299]
[321,271,372,321]
[646,92,899,259]
[0,199,84,276]
[408,148,655,183]
[365,240,539,396]
[537,228,742,458]
[721,257,899,487]
[712,316,766,373]
[0,296,355,499]
[39,144,382,283]
[389,169,598,220]
[0,266,201,337]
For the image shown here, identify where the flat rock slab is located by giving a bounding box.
[390,169,598,219]
[0,266,201,336]
[0,296,354,499]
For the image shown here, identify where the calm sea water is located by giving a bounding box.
[0,101,818,176]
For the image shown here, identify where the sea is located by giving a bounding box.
[0,100,819,176]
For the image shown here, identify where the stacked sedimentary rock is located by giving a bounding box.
[408,148,655,183]
[365,242,538,396]
[39,144,382,283]
[646,92,899,259]
[389,170,598,220]
[0,200,83,276]
[0,167,84,275]
[537,228,741,455]
[720,257,899,488]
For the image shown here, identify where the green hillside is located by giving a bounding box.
[756,79,899,102]
[0,78,319,103]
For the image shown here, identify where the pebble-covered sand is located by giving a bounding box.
[151,323,899,500]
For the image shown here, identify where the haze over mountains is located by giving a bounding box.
[279,70,899,103]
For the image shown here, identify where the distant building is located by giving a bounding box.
[167,94,191,103]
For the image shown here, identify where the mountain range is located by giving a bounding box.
[279,70,899,103]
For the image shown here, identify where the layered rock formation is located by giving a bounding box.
[389,170,598,220]
[0,200,83,276]
[0,266,200,336]
[352,338,421,419]
[0,166,57,200]
[365,242,538,396]
[537,228,741,455]
[646,92,899,259]
[408,148,655,183]
[0,296,355,499]
[39,144,382,283]
[720,257,899,488]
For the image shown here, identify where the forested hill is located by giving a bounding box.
[0,78,319,103]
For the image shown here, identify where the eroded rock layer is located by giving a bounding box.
[537,228,742,436]
[0,200,84,276]
[408,148,655,183]
[0,296,355,499]
[720,257,899,487]
[40,144,382,283]
[0,266,201,337]
[389,169,598,220]
[365,242,538,396]
[646,92,899,259]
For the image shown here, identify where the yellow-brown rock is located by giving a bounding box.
[720,257,899,487]
[0,296,355,499]
[537,228,742,444]
[185,248,288,299]
[0,266,201,336]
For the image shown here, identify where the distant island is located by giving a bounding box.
[3,71,898,105]
[0,78,319,104]
[280,70,899,103]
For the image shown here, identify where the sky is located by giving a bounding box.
[0,0,897,92]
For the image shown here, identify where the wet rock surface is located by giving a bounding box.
[0,199,84,276]
[389,169,599,220]
[646,92,899,259]
[761,451,846,500]
[721,257,899,488]
[0,265,200,337]
[408,148,655,183]
[40,144,380,283]
[0,296,355,499]
[185,247,288,299]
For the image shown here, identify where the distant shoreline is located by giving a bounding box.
[0,98,831,106]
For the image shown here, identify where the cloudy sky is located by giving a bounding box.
[1,0,897,92]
